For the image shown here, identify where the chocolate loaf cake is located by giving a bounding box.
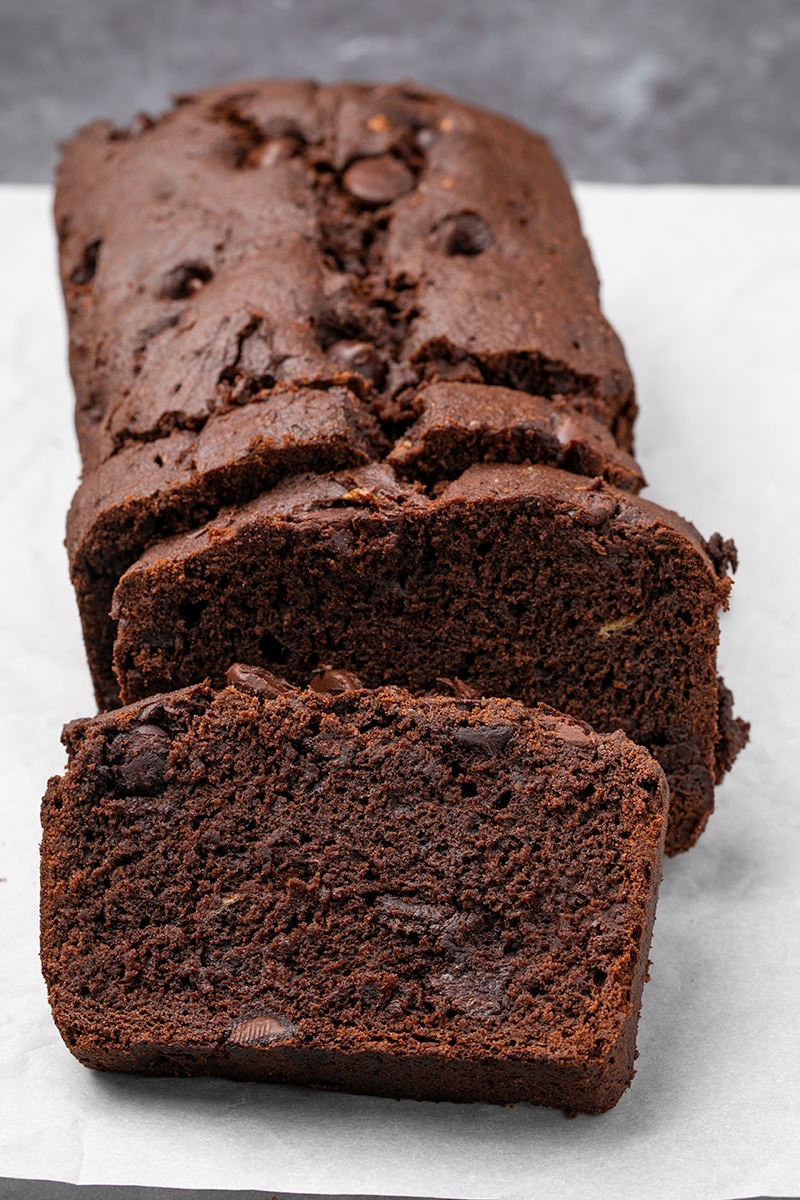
[54,79,747,852]
[41,676,668,1113]
[110,461,742,855]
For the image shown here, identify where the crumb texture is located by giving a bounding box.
[41,686,667,1113]
[111,463,732,854]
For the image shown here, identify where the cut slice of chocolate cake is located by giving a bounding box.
[68,389,640,713]
[110,462,745,855]
[41,677,668,1113]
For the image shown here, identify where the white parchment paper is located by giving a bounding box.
[1,183,798,1199]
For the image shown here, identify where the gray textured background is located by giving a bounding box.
[1,0,799,184]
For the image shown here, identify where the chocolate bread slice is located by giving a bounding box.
[68,386,641,712]
[41,678,668,1113]
[110,462,744,855]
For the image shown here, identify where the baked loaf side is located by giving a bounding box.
[55,79,635,474]
[41,679,668,1113]
[109,462,740,856]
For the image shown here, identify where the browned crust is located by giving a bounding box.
[55,78,635,474]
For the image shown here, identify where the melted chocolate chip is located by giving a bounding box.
[342,155,415,205]
[109,724,171,794]
[439,212,494,256]
[136,697,190,725]
[327,340,385,386]
[453,725,514,755]
[309,667,364,694]
[226,663,297,698]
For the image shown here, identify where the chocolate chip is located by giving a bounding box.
[327,340,385,386]
[439,212,494,257]
[309,667,364,694]
[342,155,415,205]
[576,490,618,527]
[226,663,297,698]
[109,724,171,795]
[136,696,195,725]
[160,261,213,300]
[453,725,514,755]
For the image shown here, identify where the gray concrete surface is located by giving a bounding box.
[1,0,799,183]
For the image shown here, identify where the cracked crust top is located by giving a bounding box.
[55,78,636,475]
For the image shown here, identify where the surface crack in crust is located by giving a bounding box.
[106,376,381,462]
[109,410,207,456]
[215,316,276,406]
[289,90,426,441]
[413,340,598,411]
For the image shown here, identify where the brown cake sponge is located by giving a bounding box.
[41,677,668,1113]
[67,384,641,713]
[109,462,746,854]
